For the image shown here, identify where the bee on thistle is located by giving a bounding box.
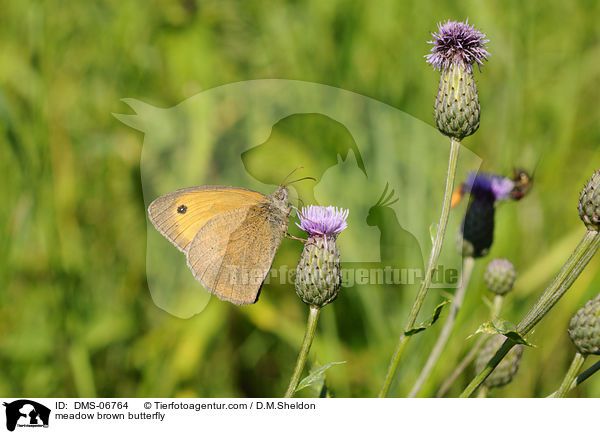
[510,167,533,201]
[451,168,533,209]
[455,170,532,258]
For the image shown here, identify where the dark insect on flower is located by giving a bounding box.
[509,168,533,201]
[456,171,528,258]
[452,169,533,208]
[425,19,490,73]
[452,172,513,209]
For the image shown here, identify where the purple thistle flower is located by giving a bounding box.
[296,205,349,238]
[464,172,514,202]
[426,19,490,72]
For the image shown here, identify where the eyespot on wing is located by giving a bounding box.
[147,185,265,253]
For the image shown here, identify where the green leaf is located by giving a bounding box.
[296,361,346,393]
[468,319,535,347]
[404,299,451,336]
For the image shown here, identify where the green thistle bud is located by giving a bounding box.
[434,64,480,140]
[475,335,523,389]
[578,169,600,231]
[295,236,342,307]
[568,294,600,355]
[426,20,489,140]
[484,258,516,295]
[295,206,348,308]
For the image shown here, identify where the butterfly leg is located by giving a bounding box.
[285,232,307,243]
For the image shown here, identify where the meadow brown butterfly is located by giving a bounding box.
[148,171,313,305]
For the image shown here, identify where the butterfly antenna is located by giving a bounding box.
[281,166,304,186]
[285,176,317,187]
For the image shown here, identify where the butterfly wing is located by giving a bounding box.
[186,203,288,305]
[148,186,266,253]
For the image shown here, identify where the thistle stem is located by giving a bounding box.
[476,385,489,398]
[408,256,475,397]
[284,305,321,397]
[547,358,600,397]
[436,294,503,397]
[491,295,503,320]
[573,358,600,388]
[378,137,461,397]
[436,335,486,397]
[553,352,587,398]
[460,230,600,397]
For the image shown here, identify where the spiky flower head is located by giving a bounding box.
[578,169,600,231]
[295,206,348,308]
[484,258,517,295]
[568,294,600,355]
[296,206,349,238]
[426,19,490,73]
[475,335,523,389]
[428,20,489,140]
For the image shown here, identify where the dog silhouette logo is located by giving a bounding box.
[3,400,50,431]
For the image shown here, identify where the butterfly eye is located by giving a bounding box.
[177,204,187,214]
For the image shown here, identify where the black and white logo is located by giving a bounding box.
[3,400,50,432]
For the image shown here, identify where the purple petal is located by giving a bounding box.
[296,205,349,237]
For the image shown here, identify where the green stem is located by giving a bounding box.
[547,358,600,397]
[408,256,475,397]
[436,294,503,397]
[460,230,600,397]
[553,352,587,398]
[476,385,489,398]
[378,137,461,398]
[284,305,321,397]
[436,335,487,397]
[572,358,600,389]
[491,295,503,320]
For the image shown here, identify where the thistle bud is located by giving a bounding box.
[434,64,480,140]
[484,258,516,295]
[568,294,600,355]
[295,206,348,308]
[578,169,600,231]
[475,335,523,389]
[426,19,490,140]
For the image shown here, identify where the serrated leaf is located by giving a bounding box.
[296,361,346,392]
[404,299,451,336]
[468,319,535,347]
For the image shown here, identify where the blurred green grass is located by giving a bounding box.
[2,0,600,397]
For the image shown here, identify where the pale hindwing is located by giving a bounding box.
[186,204,288,305]
[147,186,265,253]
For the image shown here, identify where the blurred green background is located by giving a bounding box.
[2,0,600,398]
